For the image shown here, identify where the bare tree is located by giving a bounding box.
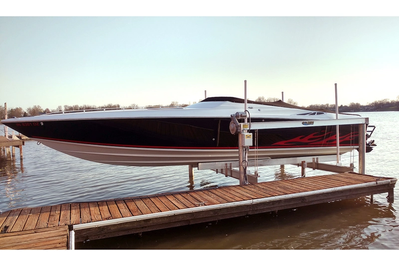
[287,99,298,106]
[348,102,361,111]
[169,101,179,107]
[0,106,4,119]
[8,107,25,118]
[255,96,267,102]
[26,105,43,116]
[99,104,120,109]
[255,96,280,102]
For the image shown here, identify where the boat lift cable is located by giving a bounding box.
[245,109,259,177]
[350,124,355,167]
[254,129,259,176]
[243,148,248,184]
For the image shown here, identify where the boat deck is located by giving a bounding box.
[0,172,396,249]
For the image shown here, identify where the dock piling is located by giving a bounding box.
[188,165,194,189]
[387,188,395,204]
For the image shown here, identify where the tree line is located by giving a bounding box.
[1,97,399,119]
[0,103,137,119]
[307,98,399,112]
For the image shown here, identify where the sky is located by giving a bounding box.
[1,2,399,110]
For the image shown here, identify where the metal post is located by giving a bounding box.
[239,80,248,186]
[358,123,366,174]
[244,80,248,124]
[69,229,75,250]
[335,83,340,165]
[281,91,284,102]
[4,103,8,139]
[238,133,245,185]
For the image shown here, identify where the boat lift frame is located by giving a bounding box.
[198,116,368,185]
[198,81,369,186]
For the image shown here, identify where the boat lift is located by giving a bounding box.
[197,81,371,186]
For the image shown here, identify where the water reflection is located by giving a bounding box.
[274,165,296,181]
[0,157,22,177]
[0,157,25,211]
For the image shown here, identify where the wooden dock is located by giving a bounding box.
[0,135,24,160]
[0,172,396,249]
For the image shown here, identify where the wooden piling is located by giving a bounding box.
[188,165,194,189]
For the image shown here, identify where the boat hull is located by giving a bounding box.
[37,138,357,166]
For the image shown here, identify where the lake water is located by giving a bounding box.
[1,112,398,250]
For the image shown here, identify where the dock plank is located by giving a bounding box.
[157,196,180,211]
[36,206,51,229]
[0,211,9,229]
[141,198,161,213]
[296,177,336,190]
[80,203,91,224]
[107,201,122,219]
[285,177,333,191]
[70,203,81,225]
[150,197,170,212]
[88,202,102,222]
[199,190,228,204]
[23,207,41,230]
[244,184,277,197]
[133,198,152,215]
[10,208,31,232]
[116,200,132,217]
[277,179,317,193]
[97,201,112,220]
[280,178,324,192]
[187,191,218,205]
[165,194,189,209]
[329,174,370,185]
[308,175,348,187]
[48,205,61,227]
[226,185,258,199]
[208,188,242,202]
[1,209,22,233]
[229,185,263,199]
[173,194,196,208]
[59,204,71,226]
[275,182,308,194]
[219,186,252,200]
[258,181,303,195]
[125,199,143,216]
[343,173,382,182]
[179,192,206,207]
